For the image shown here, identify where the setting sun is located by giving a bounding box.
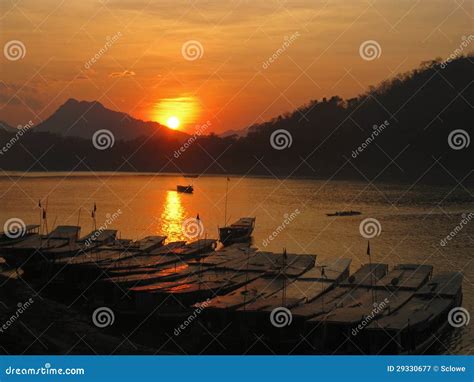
[167,116,180,129]
[152,96,199,131]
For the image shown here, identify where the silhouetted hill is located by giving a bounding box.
[33,98,188,141]
[225,55,472,181]
[0,120,17,133]
[220,128,249,138]
[0,55,472,184]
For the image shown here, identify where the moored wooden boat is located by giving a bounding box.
[0,224,40,246]
[365,272,463,354]
[219,217,255,246]
[305,264,433,353]
[0,225,81,268]
[43,229,118,260]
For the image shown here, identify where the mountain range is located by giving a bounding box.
[0,55,472,184]
[32,98,189,141]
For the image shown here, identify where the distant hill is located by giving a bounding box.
[0,55,472,184]
[33,98,188,141]
[219,128,249,138]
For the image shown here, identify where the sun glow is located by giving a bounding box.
[152,96,199,131]
[167,116,180,129]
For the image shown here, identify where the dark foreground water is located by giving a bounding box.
[0,172,472,354]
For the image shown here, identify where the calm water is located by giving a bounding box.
[0,173,472,354]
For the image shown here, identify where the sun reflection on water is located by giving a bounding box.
[160,191,186,241]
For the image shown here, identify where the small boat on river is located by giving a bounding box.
[326,211,361,217]
[177,185,193,194]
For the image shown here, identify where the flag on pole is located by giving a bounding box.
[367,240,371,256]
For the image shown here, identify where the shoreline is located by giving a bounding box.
[0,171,472,188]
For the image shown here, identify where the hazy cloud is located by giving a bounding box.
[109,70,136,78]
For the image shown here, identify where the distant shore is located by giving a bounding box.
[1,170,473,187]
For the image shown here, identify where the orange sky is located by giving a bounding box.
[0,0,471,133]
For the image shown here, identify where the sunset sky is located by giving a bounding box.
[0,0,471,133]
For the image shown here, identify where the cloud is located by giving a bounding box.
[0,81,43,108]
[109,70,136,78]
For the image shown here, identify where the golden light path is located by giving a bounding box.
[160,190,185,242]
[152,96,199,130]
